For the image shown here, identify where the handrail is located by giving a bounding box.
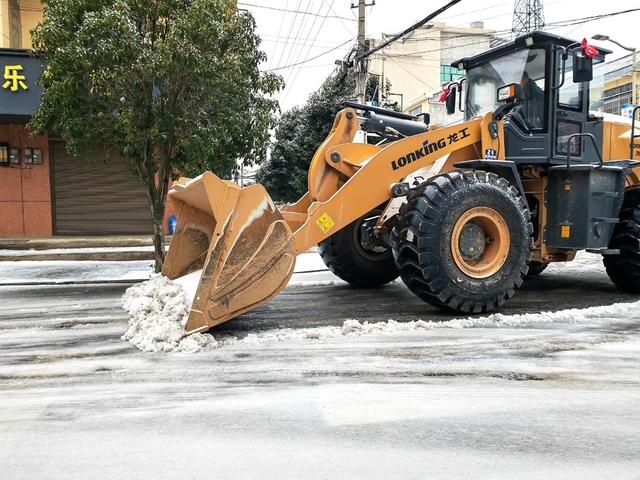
[565,133,604,169]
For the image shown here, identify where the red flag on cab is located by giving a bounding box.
[438,85,450,103]
[581,38,599,59]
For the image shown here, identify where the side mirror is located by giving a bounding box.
[497,83,521,103]
[572,49,593,83]
[446,87,457,115]
[417,112,431,125]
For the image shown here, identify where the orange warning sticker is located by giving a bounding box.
[561,225,571,238]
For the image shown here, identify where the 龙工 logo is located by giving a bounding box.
[391,138,446,171]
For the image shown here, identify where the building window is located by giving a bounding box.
[410,105,422,116]
[9,148,20,165]
[0,143,8,166]
[24,148,43,165]
[440,65,464,83]
[603,83,632,115]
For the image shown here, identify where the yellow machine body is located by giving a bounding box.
[162,103,640,334]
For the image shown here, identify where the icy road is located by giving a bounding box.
[1,253,639,479]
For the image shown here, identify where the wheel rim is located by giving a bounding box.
[353,214,389,262]
[451,206,510,279]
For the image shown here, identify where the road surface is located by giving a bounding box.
[1,254,639,479]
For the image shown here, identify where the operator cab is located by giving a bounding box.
[452,31,611,166]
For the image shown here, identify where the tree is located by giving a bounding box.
[30,0,282,271]
[256,72,390,202]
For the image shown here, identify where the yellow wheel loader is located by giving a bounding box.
[163,31,640,335]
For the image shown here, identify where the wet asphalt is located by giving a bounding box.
[1,266,637,335]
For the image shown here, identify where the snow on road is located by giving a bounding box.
[1,251,640,479]
[0,251,332,285]
[119,252,615,353]
[121,266,640,353]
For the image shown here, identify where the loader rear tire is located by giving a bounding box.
[603,189,640,293]
[318,210,399,288]
[391,171,533,314]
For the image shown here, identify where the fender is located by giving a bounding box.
[453,159,527,199]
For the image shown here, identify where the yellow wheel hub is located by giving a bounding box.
[451,206,510,279]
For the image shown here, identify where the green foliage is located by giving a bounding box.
[30,0,282,269]
[256,72,389,203]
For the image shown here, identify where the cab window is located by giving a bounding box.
[558,54,583,110]
[465,48,547,131]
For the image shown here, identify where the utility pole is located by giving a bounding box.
[352,0,374,103]
[378,52,385,106]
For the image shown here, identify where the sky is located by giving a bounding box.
[238,0,640,112]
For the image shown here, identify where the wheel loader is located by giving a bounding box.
[162,31,640,335]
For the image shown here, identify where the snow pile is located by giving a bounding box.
[121,274,218,353]
[544,250,606,277]
[220,299,640,347]
[121,275,640,352]
[339,299,639,335]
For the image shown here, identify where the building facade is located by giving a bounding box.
[601,54,639,116]
[0,2,159,238]
[1,0,43,49]
[367,21,494,124]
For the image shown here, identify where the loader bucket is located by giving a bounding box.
[162,172,296,334]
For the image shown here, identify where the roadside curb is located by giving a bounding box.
[0,252,155,262]
[0,269,330,287]
[0,235,171,250]
[0,280,144,287]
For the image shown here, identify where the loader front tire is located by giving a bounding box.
[604,189,640,293]
[318,210,399,288]
[391,171,533,314]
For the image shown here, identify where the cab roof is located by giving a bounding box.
[452,31,612,70]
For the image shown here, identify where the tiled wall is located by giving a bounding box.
[0,124,52,237]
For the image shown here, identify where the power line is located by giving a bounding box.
[276,0,316,74]
[237,2,355,21]
[272,0,304,71]
[546,8,640,28]
[261,36,350,49]
[355,0,463,61]
[280,0,328,93]
[268,0,290,70]
[266,37,354,71]
[282,0,337,104]
[388,57,438,92]
[365,6,640,76]
[326,0,354,36]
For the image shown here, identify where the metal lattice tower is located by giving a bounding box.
[512,0,545,36]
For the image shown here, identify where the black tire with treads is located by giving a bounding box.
[318,212,399,288]
[603,189,640,293]
[391,170,533,314]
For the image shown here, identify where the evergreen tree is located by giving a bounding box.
[257,72,390,202]
[31,0,281,271]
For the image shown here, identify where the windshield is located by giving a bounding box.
[465,48,547,130]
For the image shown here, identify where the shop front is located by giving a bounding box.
[0,48,154,237]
